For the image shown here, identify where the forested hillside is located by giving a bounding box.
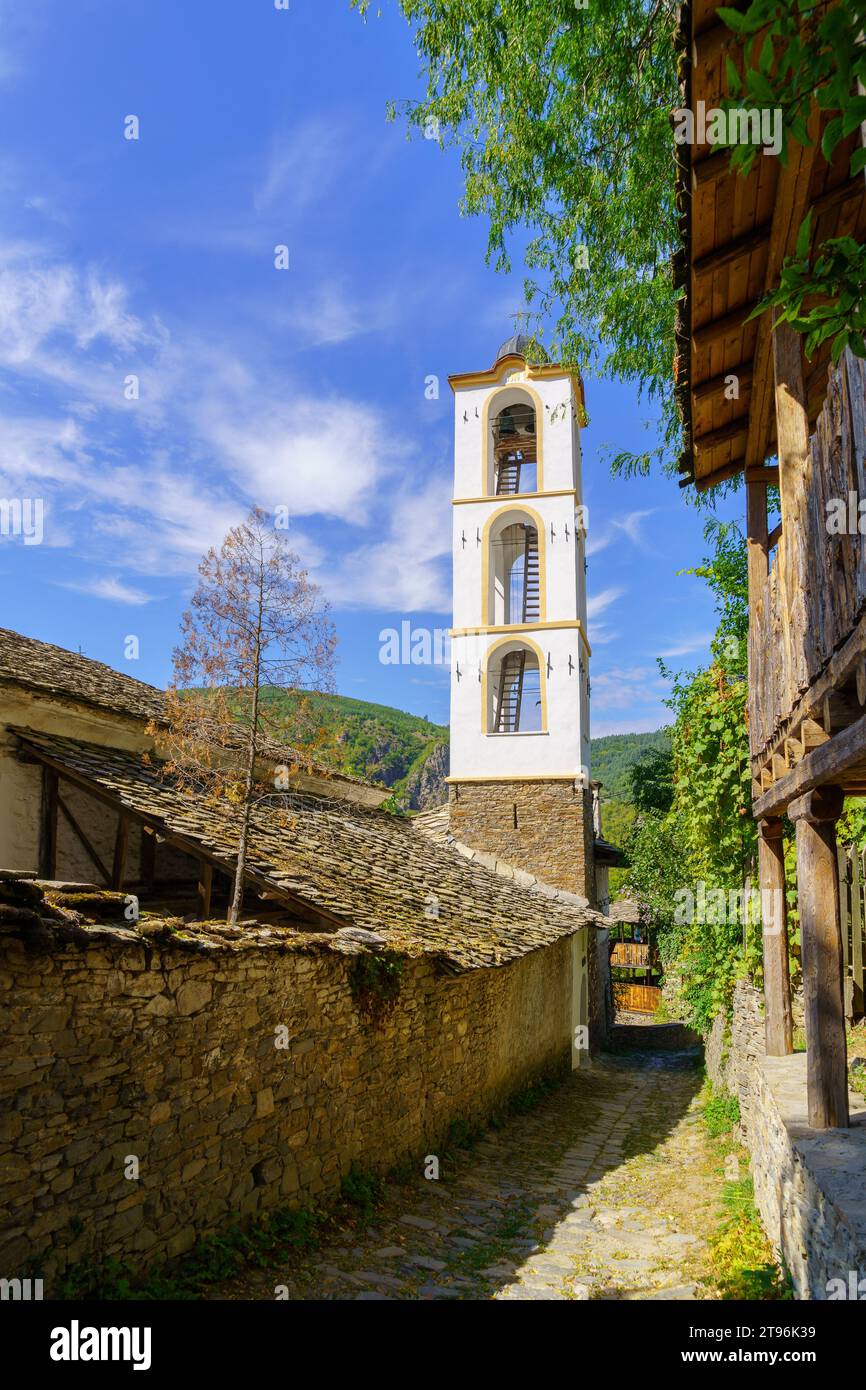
[255,689,450,810]
[591,728,672,889]
[591,729,672,802]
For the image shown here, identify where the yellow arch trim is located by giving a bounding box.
[481,633,549,735]
[480,502,547,626]
[482,383,544,496]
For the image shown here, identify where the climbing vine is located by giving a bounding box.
[623,523,762,1032]
[349,951,405,1025]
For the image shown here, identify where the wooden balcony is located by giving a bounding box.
[610,941,651,969]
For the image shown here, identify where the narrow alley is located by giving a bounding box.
[220,1037,743,1301]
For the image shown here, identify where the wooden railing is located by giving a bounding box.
[837,843,866,1021]
[749,349,866,761]
[611,941,650,968]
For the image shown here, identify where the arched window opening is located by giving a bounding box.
[489,647,543,734]
[491,522,540,625]
[492,402,537,494]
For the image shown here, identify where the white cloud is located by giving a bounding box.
[611,507,658,546]
[591,664,669,713]
[58,574,153,605]
[659,632,714,658]
[587,586,624,620]
[326,473,453,611]
[585,508,660,558]
[254,118,348,215]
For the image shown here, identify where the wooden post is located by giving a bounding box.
[788,786,849,1129]
[111,815,129,891]
[197,860,213,921]
[140,826,156,891]
[39,766,58,879]
[758,817,793,1056]
[771,315,811,690]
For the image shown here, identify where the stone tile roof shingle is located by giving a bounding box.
[0,627,164,724]
[12,728,601,973]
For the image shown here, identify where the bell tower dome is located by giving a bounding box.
[447,337,594,902]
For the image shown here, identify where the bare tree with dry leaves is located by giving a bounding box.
[158,507,336,924]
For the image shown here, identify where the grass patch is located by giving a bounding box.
[709,1179,791,1300]
[702,1090,740,1139]
[699,1080,790,1301]
[56,1205,321,1301]
[340,1163,384,1222]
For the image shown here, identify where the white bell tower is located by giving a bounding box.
[447,335,595,901]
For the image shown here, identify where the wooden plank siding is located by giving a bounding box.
[750,350,866,782]
[613,983,662,1016]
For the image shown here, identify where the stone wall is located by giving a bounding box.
[0,919,576,1291]
[709,981,866,1300]
[448,780,595,903]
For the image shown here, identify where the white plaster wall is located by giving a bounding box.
[452,494,583,630]
[450,628,587,780]
[452,373,582,500]
[0,688,152,878]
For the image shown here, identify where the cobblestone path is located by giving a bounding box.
[223,1045,723,1301]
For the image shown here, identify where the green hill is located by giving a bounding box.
[257,689,450,810]
[591,728,672,802]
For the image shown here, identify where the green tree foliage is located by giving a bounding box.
[355,0,864,474]
[629,747,675,815]
[353,0,683,475]
[622,523,761,1031]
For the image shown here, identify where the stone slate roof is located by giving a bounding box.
[0,627,164,724]
[12,728,602,973]
[0,627,378,796]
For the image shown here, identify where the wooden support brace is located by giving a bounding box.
[57,794,111,885]
[111,815,130,892]
[39,766,58,879]
[197,861,214,921]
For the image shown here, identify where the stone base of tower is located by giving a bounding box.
[447,779,596,905]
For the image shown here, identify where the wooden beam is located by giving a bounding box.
[753,708,866,818]
[767,520,782,550]
[197,860,214,921]
[693,300,760,351]
[691,148,731,192]
[694,416,749,456]
[693,223,771,280]
[746,478,769,610]
[745,107,820,470]
[692,362,754,405]
[57,794,111,885]
[111,815,130,892]
[39,766,58,879]
[691,457,747,492]
[758,818,793,1057]
[788,787,849,1129]
[140,825,156,888]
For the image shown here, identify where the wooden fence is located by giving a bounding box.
[837,844,866,1021]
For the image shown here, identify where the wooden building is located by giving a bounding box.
[675,2,866,1127]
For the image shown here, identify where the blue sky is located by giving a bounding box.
[0,0,739,737]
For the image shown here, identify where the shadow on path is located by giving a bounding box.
[217,1038,715,1301]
